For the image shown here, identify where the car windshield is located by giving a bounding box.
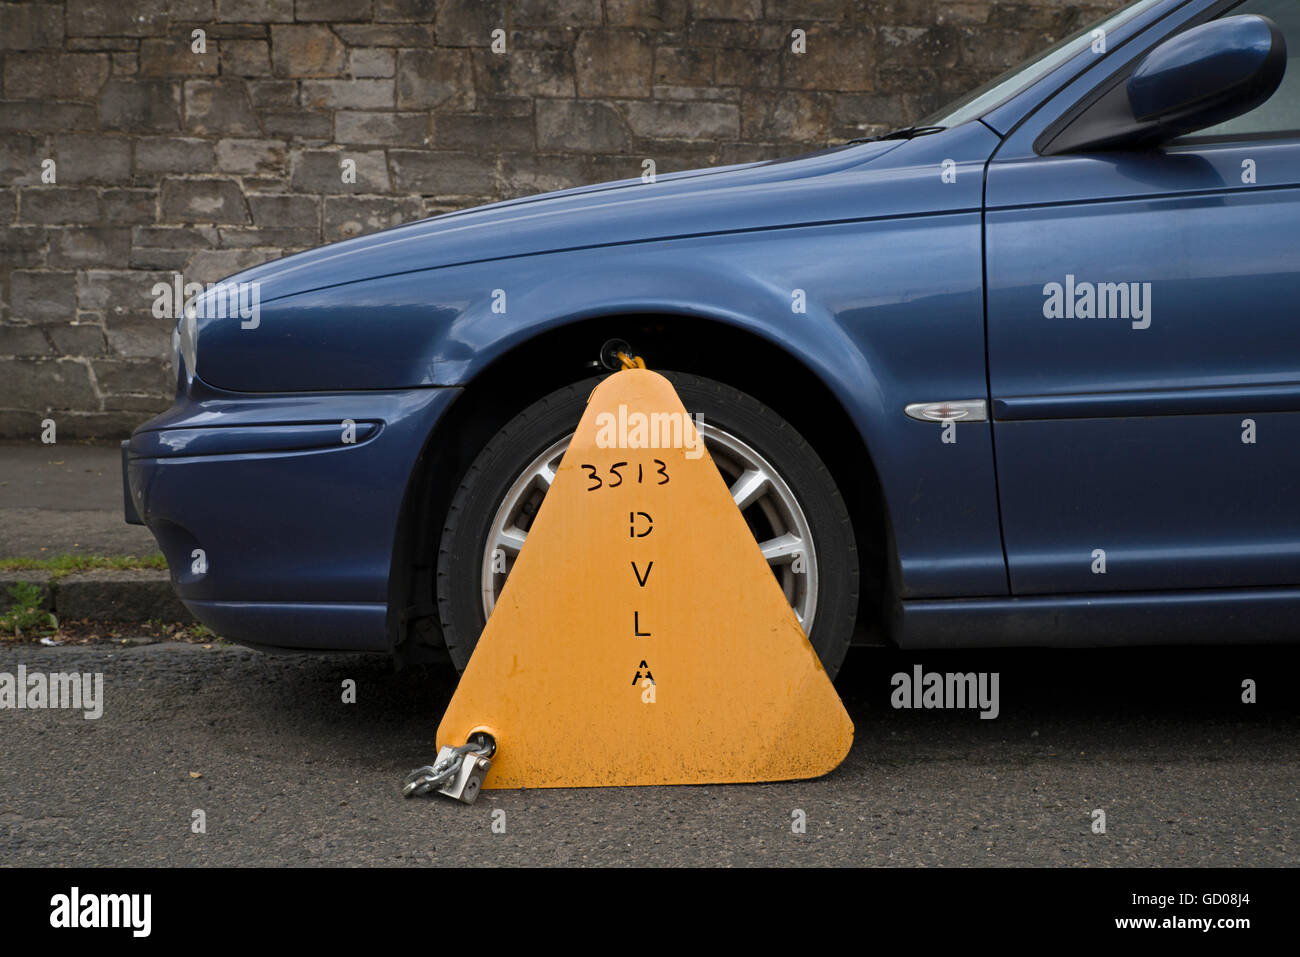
[921,0,1170,129]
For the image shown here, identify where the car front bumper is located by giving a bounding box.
[123,386,462,652]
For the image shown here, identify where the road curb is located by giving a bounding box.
[0,569,191,623]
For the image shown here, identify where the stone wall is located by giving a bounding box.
[0,0,1121,437]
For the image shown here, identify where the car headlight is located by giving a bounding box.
[177,296,198,379]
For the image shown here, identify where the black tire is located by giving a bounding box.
[435,371,859,677]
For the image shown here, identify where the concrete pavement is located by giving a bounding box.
[0,441,186,622]
[0,441,156,558]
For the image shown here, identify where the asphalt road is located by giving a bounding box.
[1,641,1296,867]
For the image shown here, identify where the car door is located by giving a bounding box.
[985,0,1300,596]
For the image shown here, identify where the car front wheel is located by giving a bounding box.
[435,371,859,677]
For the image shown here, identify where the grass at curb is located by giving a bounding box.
[0,553,168,579]
[0,581,58,639]
[0,555,213,643]
[2,615,225,646]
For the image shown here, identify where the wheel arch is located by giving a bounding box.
[389,310,895,663]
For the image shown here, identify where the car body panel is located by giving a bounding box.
[181,601,391,653]
[898,586,1300,648]
[127,387,460,648]
[203,141,901,307]
[985,0,1300,595]
[192,130,1023,394]
[230,122,1001,599]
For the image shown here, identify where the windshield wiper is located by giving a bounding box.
[846,125,946,145]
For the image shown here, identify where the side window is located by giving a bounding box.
[1193,0,1300,138]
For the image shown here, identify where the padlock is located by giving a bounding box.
[438,751,492,805]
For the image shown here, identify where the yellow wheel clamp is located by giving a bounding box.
[405,366,853,799]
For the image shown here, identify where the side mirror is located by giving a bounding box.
[1042,15,1287,154]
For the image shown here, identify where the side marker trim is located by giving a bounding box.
[904,399,989,423]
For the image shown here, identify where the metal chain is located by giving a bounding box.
[402,735,495,799]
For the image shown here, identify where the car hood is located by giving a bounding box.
[218,139,919,305]
[182,124,1004,394]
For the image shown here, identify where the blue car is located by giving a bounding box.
[124,0,1300,678]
